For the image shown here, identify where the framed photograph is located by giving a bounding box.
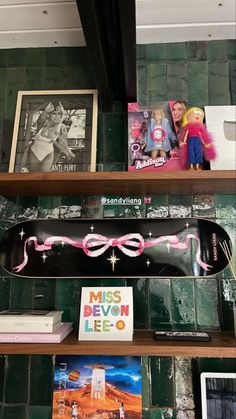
[9,89,98,173]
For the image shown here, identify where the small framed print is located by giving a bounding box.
[9,89,98,173]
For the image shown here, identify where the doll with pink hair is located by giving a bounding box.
[179,107,217,170]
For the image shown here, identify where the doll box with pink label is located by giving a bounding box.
[127,101,185,172]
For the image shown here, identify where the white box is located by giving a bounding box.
[205,105,236,170]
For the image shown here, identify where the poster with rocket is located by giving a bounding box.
[52,354,142,419]
[78,287,133,341]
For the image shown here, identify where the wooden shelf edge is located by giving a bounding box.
[0,170,235,195]
[0,331,235,357]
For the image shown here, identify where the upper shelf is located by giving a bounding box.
[0,331,235,357]
[0,170,235,196]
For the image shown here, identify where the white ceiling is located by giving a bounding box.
[0,0,235,49]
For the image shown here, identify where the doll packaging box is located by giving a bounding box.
[128,101,185,172]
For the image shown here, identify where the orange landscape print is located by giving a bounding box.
[52,355,142,419]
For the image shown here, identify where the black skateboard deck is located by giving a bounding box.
[0,218,232,278]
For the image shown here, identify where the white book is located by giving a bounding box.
[0,310,63,333]
[79,287,133,341]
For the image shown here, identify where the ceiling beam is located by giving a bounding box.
[76,0,137,111]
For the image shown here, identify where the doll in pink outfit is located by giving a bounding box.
[179,107,217,170]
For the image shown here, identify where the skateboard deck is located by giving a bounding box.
[0,218,232,278]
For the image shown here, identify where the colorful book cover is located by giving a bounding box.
[52,355,142,419]
[79,287,133,341]
[128,101,181,171]
[0,322,73,343]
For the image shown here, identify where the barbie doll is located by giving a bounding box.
[145,108,177,159]
[180,107,217,170]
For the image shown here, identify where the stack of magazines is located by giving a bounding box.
[0,310,73,343]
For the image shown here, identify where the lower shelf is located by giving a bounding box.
[0,331,235,357]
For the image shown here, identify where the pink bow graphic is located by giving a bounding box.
[13,232,212,273]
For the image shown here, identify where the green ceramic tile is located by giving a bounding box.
[3,406,27,419]
[99,113,126,163]
[0,196,18,221]
[102,195,125,218]
[0,50,8,68]
[46,48,66,66]
[146,195,169,218]
[195,278,220,330]
[5,355,29,403]
[37,196,61,219]
[175,357,195,410]
[44,67,68,89]
[186,41,207,61]
[30,356,54,405]
[198,357,224,373]
[8,49,26,67]
[100,279,127,287]
[166,43,186,61]
[208,62,231,105]
[64,47,88,65]
[141,356,150,409]
[26,68,44,90]
[229,60,236,104]
[9,278,34,310]
[223,358,236,372]
[26,48,46,67]
[33,280,56,310]
[218,277,235,331]
[17,196,38,220]
[149,409,163,419]
[137,61,148,105]
[215,194,236,219]
[0,279,10,311]
[167,63,187,100]
[137,44,147,61]
[59,196,82,218]
[207,40,228,62]
[127,279,148,329]
[142,410,150,419]
[0,70,7,103]
[192,194,215,218]
[0,356,5,403]
[147,44,166,62]
[227,40,236,60]
[147,62,167,102]
[81,196,103,218]
[187,62,208,107]
[124,195,146,218]
[171,279,196,331]
[149,279,171,330]
[150,357,174,407]
[5,69,27,116]
[28,406,51,419]
[55,279,81,325]
[169,195,192,218]
[150,409,176,419]
[64,64,95,89]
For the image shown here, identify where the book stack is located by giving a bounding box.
[0,310,73,343]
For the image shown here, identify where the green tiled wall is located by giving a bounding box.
[0,40,235,418]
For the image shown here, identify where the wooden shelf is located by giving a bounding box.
[0,331,235,357]
[0,170,235,196]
